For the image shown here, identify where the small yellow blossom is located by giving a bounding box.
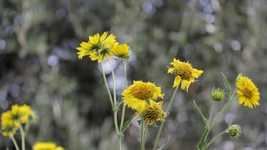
[141,101,166,126]
[122,81,164,112]
[168,58,203,91]
[1,111,17,137]
[76,32,118,62]
[33,142,64,150]
[11,104,34,126]
[111,43,129,59]
[236,74,260,108]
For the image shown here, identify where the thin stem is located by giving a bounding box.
[19,126,26,150]
[120,60,128,131]
[123,61,128,85]
[193,100,208,124]
[112,70,120,133]
[210,94,235,130]
[120,104,126,130]
[166,87,179,112]
[111,70,122,150]
[140,120,146,150]
[100,64,114,108]
[153,87,178,150]
[207,130,226,148]
[197,127,209,150]
[10,135,20,150]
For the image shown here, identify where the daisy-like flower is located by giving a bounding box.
[33,142,64,150]
[167,58,203,91]
[236,74,260,108]
[10,104,34,127]
[122,81,164,112]
[1,111,17,137]
[111,43,129,59]
[76,32,118,62]
[141,101,166,126]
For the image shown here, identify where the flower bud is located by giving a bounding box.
[211,88,225,102]
[226,124,241,138]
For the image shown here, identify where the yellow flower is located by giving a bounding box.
[111,43,129,59]
[122,81,164,112]
[236,74,260,108]
[76,32,118,62]
[1,111,18,137]
[167,58,203,91]
[10,104,34,126]
[33,142,64,150]
[141,101,166,126]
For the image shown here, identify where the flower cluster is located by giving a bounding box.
[122,81,166,125]
[74,32,263,150]
[33,142,64,150]
[76,32,129,62]
[1,104,34,137]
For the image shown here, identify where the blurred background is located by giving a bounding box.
[1,0,267,149]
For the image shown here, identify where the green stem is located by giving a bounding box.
[152,87,178,150]
[193,100,208,124]
[100,64,114,108]
[197,127,209,150]
[10,135,20,150]
[120,60,127,131]
[123,61,128,85]
[111,70,123,150]
[210,93,235,130]
[207,130,225,148]
[140,120,146,150]
[112,71,120,133]
[19,126,26,150]
[120,104,126,130]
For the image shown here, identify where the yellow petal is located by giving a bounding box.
[173,76,181,88]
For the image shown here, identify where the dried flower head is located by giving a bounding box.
[141,101,166,126]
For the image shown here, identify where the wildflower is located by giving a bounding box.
[122,81,164,112]
[211,88,225,102]
[33,142,64,150]
[141,101,166,126]
[10,104,34,126]
[236,74,260,108]
[167,58,203,91]
[111,43,129,59]
[1,111,17,137]
[226,124,241,138]
[76,32,117,62]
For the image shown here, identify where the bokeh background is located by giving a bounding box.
[1,0,267,149]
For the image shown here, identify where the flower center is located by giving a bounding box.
[142,108,160,124]
[176,67,192,80]
[131,87,153,100]
[242,88,253,99]
[91,44,109,55]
